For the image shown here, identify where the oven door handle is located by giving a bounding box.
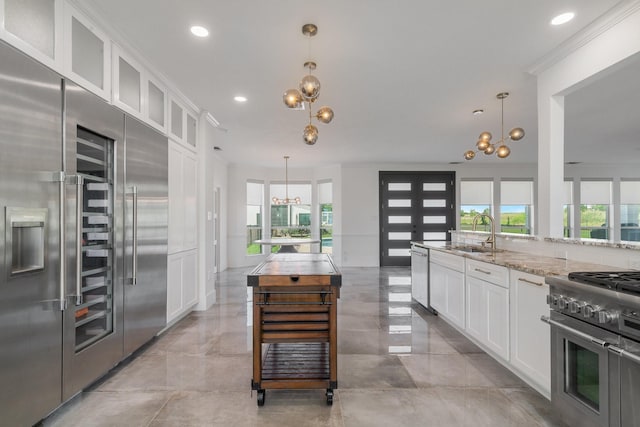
[608,345,640,364]
[540,315,609,348]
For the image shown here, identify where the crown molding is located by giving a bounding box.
[528,0,640,76]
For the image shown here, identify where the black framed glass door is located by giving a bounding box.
[379,171,455,267]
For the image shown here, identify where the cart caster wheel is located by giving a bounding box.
[257,390,265,406]
[326,389,334,406]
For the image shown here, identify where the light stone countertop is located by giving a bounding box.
[411,241,626,277]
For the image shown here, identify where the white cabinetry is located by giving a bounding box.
[411,245,429,307]
[63,3,110,100]
[465,259,510,361]
[430,251,465,329]
[167,251,198,323]
[0,0,62,70]
[167,140,198,323]
[509,270,551,397]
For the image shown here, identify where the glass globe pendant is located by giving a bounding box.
[283,89,302,108]
[303,124,319,145]
[496,145,511,158]
[316,106,334,124]
[300,74,321,101]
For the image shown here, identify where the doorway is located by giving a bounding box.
[379,171,455,266]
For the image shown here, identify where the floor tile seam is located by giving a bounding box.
[142,391,175,427]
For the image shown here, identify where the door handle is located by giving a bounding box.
[56,171,67,311]
[75,175,84,305]
[518,278,544,287]
[540,315,609,348]
[608,345,640,364]
[129,186,138,285]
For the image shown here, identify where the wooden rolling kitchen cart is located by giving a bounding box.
[248,253,341,406]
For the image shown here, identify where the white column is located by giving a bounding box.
[537,93,565,238]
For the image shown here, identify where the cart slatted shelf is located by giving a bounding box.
[248,253,341,406]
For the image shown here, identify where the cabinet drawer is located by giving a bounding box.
[430,250,464,272]
[466,259,508,288]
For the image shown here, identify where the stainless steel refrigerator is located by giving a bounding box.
[0,41,168,426]
[122,116,168,357]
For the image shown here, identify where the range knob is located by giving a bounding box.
[557,297,570,310]
[583,305,599,319]
[569,301,584,314]
[598,310,617,324]
[546,294,558,306]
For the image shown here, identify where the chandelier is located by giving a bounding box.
[282,24,334,145]
[272,156,301,205]
[464,92,525,160]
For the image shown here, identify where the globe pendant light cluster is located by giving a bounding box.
[272,156,301,205]
[464,92,525,160]
[282,24,334,145]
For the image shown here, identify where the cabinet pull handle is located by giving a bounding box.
[519,278,543,287]
[474,268,491,275]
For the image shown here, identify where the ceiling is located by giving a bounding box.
[82,0,626,168]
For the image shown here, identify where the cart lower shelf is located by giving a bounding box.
[252,342,335,406]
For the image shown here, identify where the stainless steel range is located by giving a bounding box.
[543,271,640,427]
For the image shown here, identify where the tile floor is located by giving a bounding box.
[44,267,566,427]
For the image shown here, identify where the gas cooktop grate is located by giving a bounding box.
[568,271,640,295]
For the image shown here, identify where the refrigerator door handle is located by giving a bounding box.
[55,171,68,311]
[74,175,84,305]
[129,186,138,285]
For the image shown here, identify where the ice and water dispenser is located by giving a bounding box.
[6,207,47,275]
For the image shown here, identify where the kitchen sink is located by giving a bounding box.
[451,245,504,254]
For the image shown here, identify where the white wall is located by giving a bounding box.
[535,4,640,237]
[340,162,539,267]
[195,115,228,309]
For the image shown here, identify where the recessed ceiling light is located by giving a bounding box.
[190,26,209,37]
[551,12,575,26]
[234,96,247,103]
[472,109,484,115]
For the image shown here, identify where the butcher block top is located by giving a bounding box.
[247,253,342,288]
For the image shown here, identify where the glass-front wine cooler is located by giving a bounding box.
[74,127,114,351]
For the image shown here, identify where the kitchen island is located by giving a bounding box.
[247,253,341,406]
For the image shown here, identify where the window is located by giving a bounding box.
[246,181,263,255]
[564,180,574,238]
[500,180,533,235]
[620,180,640,242]
[580,180,612,240]
[270,183,312,252]
[319,181,333,254]
[460,181,492,231]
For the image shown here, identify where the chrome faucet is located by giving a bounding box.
[472,213,496,250]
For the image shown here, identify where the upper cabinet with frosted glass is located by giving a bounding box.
[169,95,198,149]
[64,2,111,100]
[0,0,177,136]
[0,0,63,70]
[112,44,168,132]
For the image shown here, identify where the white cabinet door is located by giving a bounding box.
[486,283,509,360]
[411,248,429,307]
[446,267,465,329]
[167,249,199,324]
[182,250,198,308]
[510,270,551,396]
[466,269,509,361]
[167,254,183,321]
[466,276,486,341]
[430,258,465,329]
[429,262,446,314]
